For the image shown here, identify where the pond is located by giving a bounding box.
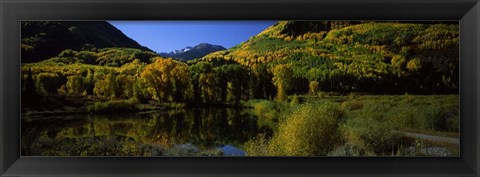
[21,108,273,156]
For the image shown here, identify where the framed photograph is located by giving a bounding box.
[1,0,479,176]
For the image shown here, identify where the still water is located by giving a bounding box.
[22,108,272,156]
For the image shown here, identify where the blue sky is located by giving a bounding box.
[108,21,277,53]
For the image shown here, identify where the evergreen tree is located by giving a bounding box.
[22,68,40,105]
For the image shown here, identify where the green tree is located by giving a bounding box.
[189,62,210,104]
[309,80,320,95]
[22,68,40,104]
[84,69,95,95]
[272,64,294,101]
[141,58,191,102]
[66,72,85,95]
[189,62,214,104]
[213,66,229,103]
[116,74,133,99]
[93,70,117,98]
[225,64,245,104]
[35,72,64,95]
[171,61,191,102]
[199,72,216,103]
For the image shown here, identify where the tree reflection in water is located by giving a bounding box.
[21,108,272,156]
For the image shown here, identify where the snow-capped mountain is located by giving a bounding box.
[172,46,193,55]
[159,43,226,61]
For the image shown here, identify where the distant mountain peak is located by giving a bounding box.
[160,43,226,61]
[170,46,193,55]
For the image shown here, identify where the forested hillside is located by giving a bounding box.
[21,21,152,63]
[200,21,459,95]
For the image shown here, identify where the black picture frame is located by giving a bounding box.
[1,0,479,176]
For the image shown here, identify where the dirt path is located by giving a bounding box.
[392,130,459,144]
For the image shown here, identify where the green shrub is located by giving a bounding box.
[417,106,443,130]
[340,100,363,111]
[244,134,271,156]
[446,115,459,132]
[252,100,288,121]
[341,116,398,153]
[35,72,65,95]
[389,106,417,129]
[417,105,458,132]
[309,81,320,95]
[268,102,344,156]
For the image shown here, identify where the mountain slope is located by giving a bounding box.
[160,43,226,61]
[200,21,459,94]
[21,21,152,63]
